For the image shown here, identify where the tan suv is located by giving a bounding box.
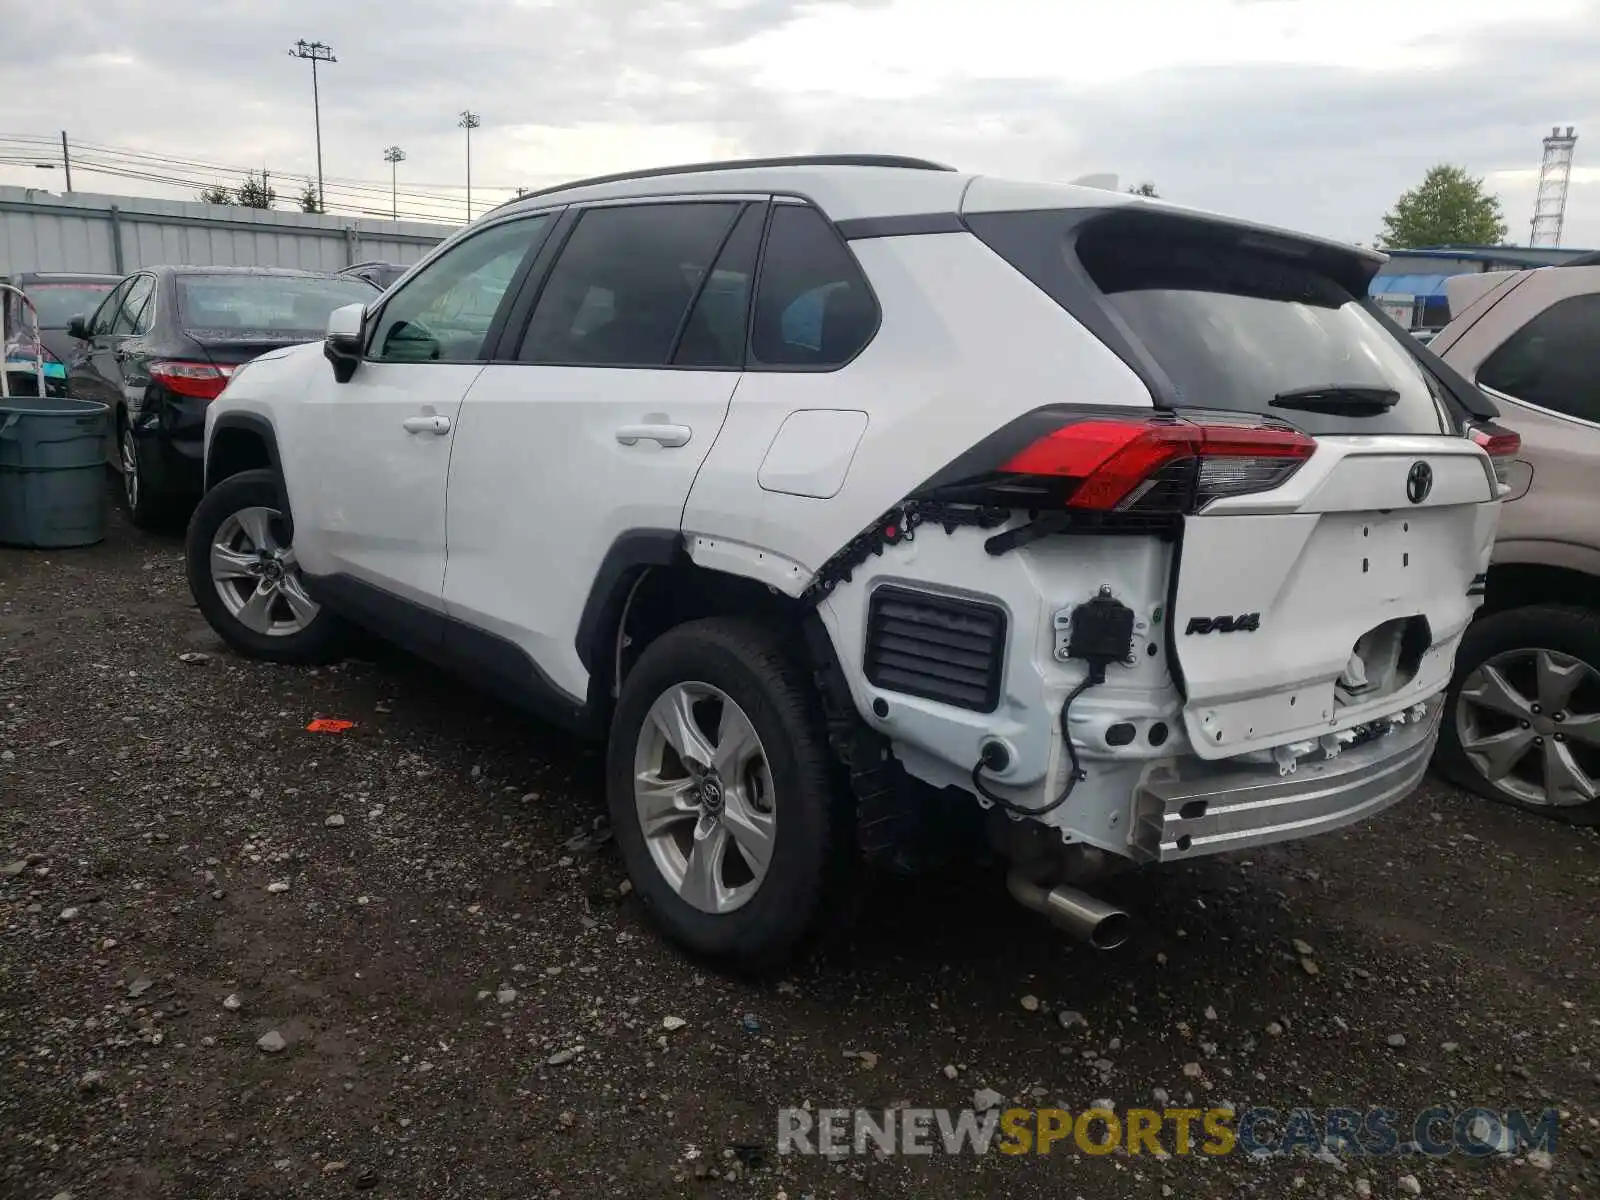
[1431,264,1600,824]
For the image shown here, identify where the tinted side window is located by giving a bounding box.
[749,205,877,368]
[518,202,739,367]
[113,276,155,335]
[1477,293,1600,423]
[90,280,132,336]
[672,203,765,369]
[371,215,550,364]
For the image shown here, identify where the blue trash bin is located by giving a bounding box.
[0,395,112,548]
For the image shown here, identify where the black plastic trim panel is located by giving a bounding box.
[574,529,687,673]
[863,585,1006,713]
[304,572,598,736]
[835,212,968,240]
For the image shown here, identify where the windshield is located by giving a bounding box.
[177,274,375,336]
[19,283,116,329]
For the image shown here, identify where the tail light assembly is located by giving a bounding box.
[916,409,1317,518]
[148,360,235,401]
[1467,420,1521,487]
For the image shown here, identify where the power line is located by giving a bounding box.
[0,131,537,205]
[0,139,482,222]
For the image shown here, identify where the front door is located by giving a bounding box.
[283,212,558,614]
[67,277,131,439]
[443,199,765,702]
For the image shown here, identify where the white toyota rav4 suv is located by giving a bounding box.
[185,155,1515,967]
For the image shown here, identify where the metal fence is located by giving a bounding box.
[0,186,455,276]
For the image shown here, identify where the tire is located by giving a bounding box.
[1435,604,1600,825]
[184,469,346,665]
[118,414,170,530]
[606,618,854,970]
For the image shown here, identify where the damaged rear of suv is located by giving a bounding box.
[779,185,1510,950]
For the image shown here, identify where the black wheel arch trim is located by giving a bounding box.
[574,528,689,676]
[206,412,285,494]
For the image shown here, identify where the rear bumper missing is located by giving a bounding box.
[1130,697,1442,861]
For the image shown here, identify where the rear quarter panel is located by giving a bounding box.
[680,229,1155,585]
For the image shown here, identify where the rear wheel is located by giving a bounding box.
[606,618,853,970]
[1436,605,1600,824]
[118,416,169,530]
[185,469,345,665]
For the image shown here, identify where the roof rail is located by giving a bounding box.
[491,154,958,213]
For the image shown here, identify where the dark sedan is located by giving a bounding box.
[66,266,378,527]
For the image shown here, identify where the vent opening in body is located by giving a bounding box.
[863,585,1006,713]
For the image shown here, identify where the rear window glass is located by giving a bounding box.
[18,283,116,328]
[177,274,375,336]
[1077,228,1451,436]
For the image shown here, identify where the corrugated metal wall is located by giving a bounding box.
[0,186,455,275]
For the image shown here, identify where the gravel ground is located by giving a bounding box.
[3,502,1599,1200]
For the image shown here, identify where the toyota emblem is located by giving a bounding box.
[1406,461,1433,505]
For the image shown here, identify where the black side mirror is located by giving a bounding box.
[323,303,366,384]
[67,314,90,341]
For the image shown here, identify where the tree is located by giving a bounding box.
[198,184,234,205]
[1127,181,1160,198]
[234,171,277,210]
[299,182,323,214]
[1379,165,1507,249]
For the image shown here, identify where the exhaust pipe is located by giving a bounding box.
[1007,870,1131,950]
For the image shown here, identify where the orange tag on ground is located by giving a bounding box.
[306,718,356,733]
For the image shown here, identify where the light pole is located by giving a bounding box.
[289,40,337,212]
[383,146,406,222]
[458,110,481,220]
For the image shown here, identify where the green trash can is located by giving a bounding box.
[0,395,112,549]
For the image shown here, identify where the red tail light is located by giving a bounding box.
[1468,420,1521,487]
[149,360,233,401]
[998,415,1316,513]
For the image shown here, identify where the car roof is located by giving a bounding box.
[489,154,1383,269]
[145,265,366,280]
[12,271,120,286]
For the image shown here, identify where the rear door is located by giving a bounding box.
[1063,214,1500,759]
[442,198,761,702]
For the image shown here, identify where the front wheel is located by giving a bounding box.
[1435,605,1600,825]
[184,469,345,665]
[606,618,853,970]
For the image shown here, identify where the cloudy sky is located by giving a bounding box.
[2,0,1597,248]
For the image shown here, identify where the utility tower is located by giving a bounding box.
[1530,125,1578,248]
[289,40,337,212]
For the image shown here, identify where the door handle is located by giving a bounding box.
[615,423,691,448]
[402,414,451,436]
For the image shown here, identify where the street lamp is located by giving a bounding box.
[289,40,337,212]
[383,146,406,222]
[458,110,481,220]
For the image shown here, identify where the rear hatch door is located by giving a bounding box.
[1072,212,1501,759]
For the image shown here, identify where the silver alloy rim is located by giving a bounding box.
[209,506,320,638]
[633,682,776,914]
[1456,647,1600,807]
[121,428,139,509]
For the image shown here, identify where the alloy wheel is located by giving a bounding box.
[121,428,139,510]
[632,682,777,914]
[1455,647,1600,808]
[209,506,320,637]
